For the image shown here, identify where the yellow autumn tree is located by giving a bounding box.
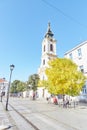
[45,58,86,96]
[38,80,48,88]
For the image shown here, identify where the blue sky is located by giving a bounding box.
[0,0,87,82]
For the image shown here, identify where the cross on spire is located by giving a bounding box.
[45,22,54,38]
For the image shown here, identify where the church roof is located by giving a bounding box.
[45,22,54,38]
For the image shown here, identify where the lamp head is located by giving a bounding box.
[10,64,15,71]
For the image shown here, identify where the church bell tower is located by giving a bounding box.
[38,23,57,81]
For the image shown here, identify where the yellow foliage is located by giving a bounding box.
[38,80,48,88]
[45,58,86,96]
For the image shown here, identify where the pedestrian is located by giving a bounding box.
[53,97,58,105]
[33,92,35,100]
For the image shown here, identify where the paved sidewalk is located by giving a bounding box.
[0,98,87,130]
[0,100,37,130]
[0,102,13,130]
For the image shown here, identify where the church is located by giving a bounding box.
[37,23,57,98]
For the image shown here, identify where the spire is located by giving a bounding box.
[47,22,51,32]
[45,22,54,38]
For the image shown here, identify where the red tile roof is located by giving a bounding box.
[0,78,7,83]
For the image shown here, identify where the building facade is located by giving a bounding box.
[64,41,87,98]
[0,78,8,97]
[38,23,57,98]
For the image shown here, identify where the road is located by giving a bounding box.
[2,97,87,130]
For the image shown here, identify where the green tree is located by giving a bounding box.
[27,74,39,91]
[10,80,26,93]
[45,58,86,96]
[10,80,20,93]
[16,81,26,92]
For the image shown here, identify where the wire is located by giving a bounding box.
[41,0,87,29]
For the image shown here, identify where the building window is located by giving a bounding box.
[69,53,73,59]
[79,65,84,73]
[50,44,53,51]
[85,89,87,93]
[43,59,45,65]
[77,48,82,57]
[44,45,45,52]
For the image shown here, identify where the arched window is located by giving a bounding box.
[50,44,53,51]
[48,57,50,60]
[44,45,45,52]
[43,59,45,65]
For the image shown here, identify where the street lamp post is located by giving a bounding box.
[6,64,15,111]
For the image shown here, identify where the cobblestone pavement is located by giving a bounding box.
[0,102,14,130]
[0,98,87,130]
